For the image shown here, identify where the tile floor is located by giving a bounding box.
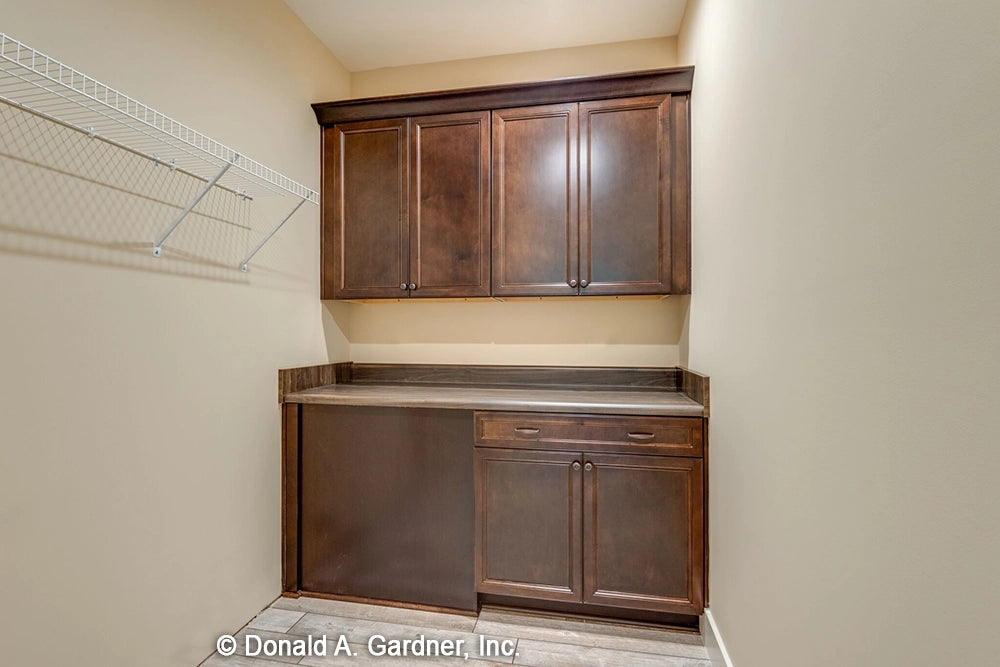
[200,596,710,666]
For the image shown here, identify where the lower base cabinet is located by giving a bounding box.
[474,412,705,616]
[284,401,706,622]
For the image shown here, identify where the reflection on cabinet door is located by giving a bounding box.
[583,453,704,615]
[492,104,579,297]
[323,118,408,299]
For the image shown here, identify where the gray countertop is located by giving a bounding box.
[283,383,705,417]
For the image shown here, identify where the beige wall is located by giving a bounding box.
[680,1,1000,665]
[342,297,687,367]
[0,1,349,666]
[350,36,677,98]
[333,38,685,368]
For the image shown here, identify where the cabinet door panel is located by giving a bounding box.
[583,453,704,614]
[410,111,491,297]
[475,448,582,601]
[492,104,578,296]
[580,95,671,295]
[324,119,408,299]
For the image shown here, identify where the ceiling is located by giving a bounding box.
[283,0,688,72]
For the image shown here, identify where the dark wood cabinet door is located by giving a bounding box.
[475,448,583,602]
[583,453,704,614]
[409,111,491,297]
[579,95,673,295]
[323,118,409,299]
[492,104,579,296]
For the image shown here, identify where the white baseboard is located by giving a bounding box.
[701,608,735,667]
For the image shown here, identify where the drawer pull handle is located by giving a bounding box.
[627,432,655,441]
[514,427,540,435]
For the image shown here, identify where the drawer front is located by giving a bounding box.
[474,412,703,457]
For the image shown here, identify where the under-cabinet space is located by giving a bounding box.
[296,404,477,610]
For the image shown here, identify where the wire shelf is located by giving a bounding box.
[0,33,318,203]
[0,32,317,269]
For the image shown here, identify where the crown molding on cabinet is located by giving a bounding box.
[312,66,694,125]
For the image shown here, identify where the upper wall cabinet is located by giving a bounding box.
[314,67,693,300]
[581,95,689,296]
[322,111,490,299]
[492,94,689,296]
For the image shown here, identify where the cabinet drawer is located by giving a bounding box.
[474,412,703,457]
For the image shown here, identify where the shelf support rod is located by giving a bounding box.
[239,196,308,272]
[153,159,234,257]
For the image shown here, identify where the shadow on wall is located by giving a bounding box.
[0,102,308,288]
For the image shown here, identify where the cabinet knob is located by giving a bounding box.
[580,279,589,288]
[399,283,408,290]
[572,462,581,471]
[569,279,578,287]
[584,462,593,471]
[408,283,416,291]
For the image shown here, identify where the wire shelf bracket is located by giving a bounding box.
[0,31,318,270]
[153,159,234,257]
[241,196,308,272]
